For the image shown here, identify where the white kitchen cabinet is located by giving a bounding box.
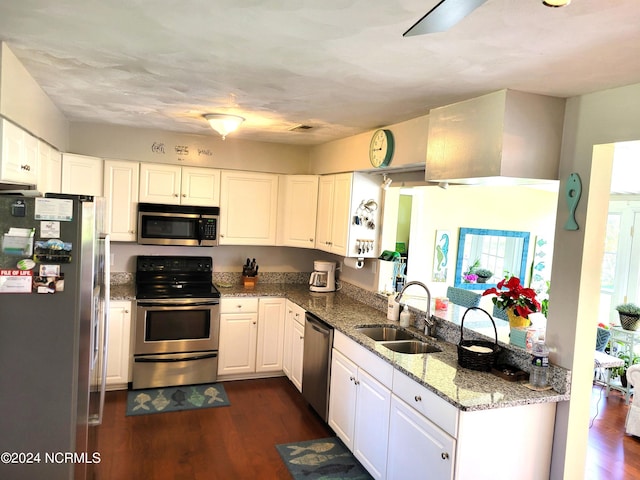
[103,160,139,241]
[256,297,286,373]
[218,297,285,378]
[139,163,181,204]
[106,301,132,390]
[277,174,319,248]
[329,332,393,480]
[219,170,279,245]
[390,368,556,480]
[181,166,220,206]
[138,163,220,206]
[315,172,380,257]
[37,141,61,194]
[387,395,455,480]
[61,153,103,196]
[0,119,38,185]
[283,300,305,392]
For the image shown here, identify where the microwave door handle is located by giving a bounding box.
[197,217,204,245]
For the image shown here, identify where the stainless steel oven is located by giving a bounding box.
[133,256,221,389]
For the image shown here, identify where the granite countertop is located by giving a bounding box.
[114,281,570,412]
[218,283,570,412]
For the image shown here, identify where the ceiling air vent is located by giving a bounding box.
[288,124,313,132]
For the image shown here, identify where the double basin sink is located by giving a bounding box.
[356,326,441,354]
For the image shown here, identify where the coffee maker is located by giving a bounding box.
[309,260,337,292]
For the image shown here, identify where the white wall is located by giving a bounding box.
[0,43,69,150]
[549,82,640,480]
[69,122,311,174]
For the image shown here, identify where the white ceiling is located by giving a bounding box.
[1,0,640,145]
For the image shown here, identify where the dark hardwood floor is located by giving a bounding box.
[94,377,640,479]
[93,377,332,479]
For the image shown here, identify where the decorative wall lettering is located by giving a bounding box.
[174,145,189,155]
[198,148,213,157]
[151,142,165,154]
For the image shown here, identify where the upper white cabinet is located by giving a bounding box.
[139,163,220,206]
[315,172,381,257]
[425,89,565,184]
[277,174,319,248]
[0,119,38,185]
[61,153,103,196]
[37,141,61,194]
[104,160,139,242]
[219,170,279,245]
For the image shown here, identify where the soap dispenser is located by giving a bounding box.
[399,305,411,328]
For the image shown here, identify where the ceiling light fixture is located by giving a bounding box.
[203,113,245,140]
[542,0,571,7]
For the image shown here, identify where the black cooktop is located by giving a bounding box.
[135,255,220,299]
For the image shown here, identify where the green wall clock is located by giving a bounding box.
[369,129,394,168]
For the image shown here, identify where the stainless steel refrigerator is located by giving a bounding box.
[0,194,110,480]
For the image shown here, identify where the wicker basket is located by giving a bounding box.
[620,313,640,331]
[457,307,501,371]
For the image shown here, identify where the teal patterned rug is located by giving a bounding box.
[276,437,373,479]
[126,383,229,416]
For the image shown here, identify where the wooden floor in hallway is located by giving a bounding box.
[587,383,640,480]
[94,377,640,479]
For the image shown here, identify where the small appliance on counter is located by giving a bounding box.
[309,260,337,292]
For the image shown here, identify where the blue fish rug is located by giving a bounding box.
[126,383,230,416]
[276,437,373,480]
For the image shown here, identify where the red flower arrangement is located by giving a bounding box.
[482,276,541,318]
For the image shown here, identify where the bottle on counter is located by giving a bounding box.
[399,305,411,328]
[530,341,550,388]
[387,294,400,321]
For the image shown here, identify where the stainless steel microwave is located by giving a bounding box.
[137,203,219,246]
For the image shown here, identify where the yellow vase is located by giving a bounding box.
[506,308,530,328]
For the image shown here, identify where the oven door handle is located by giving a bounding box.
[137,301,219,308]
[135,352,218,363]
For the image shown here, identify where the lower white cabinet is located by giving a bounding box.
[387,395,455,480]
[218,297,286,378]
[283,300,305,392]
[329,332,392,480]
[106,301,132,390]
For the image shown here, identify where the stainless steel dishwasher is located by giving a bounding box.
[302,312,334,422]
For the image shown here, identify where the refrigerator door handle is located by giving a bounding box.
[89,233,110,426]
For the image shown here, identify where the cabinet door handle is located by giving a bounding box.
[309,238,314,242]
[349,376,355,382]
[252,321,257,325]
[173,193,179,197]
[414,395,422,402]
[441,452,449,460]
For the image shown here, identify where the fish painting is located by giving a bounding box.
[188,387,205,407]
[564,172,582,230]
[289,452,352,466]
[286,442,337,457]
[301,463,355,476]
[204,386,224,404]
[151,390,170,411]
[171,389,187,406]
[132,392,152,411]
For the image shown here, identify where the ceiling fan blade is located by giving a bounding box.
[403,0,489,36]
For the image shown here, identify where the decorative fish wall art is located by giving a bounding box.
[564,172,582,231]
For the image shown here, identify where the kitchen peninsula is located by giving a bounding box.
[113,276,569,480]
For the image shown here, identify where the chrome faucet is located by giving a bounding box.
[395,281,435,337]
